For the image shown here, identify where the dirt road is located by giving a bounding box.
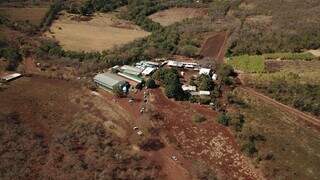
[238,86,320,129]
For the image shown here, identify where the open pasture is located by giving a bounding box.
[45,12,150,52]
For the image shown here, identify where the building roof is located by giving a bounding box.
[199,91,211,95]
[121,65,143,74]
[142,67,156,76]
[122,69,141,76]
[182,85,197,91]
[199,68,211,75]
[167,60,184,67]
[0,73,22,82]
[94,72,126,89]
[118,72,143,83]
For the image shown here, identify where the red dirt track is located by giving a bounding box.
[200,32,228,62]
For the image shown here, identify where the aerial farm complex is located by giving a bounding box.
[1,0,320,180]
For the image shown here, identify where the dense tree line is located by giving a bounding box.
[40,0,64,30]
[67,0,127,15]
[152,68,188,100]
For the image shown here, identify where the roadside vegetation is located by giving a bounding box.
[229,89,320,179]
[263,52,318,61]
[247,72,320,116]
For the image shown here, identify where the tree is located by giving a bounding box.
[1,48,22,71]
[209,0,231,21]
[146,78,157,89]
[179,45,198,57]
[165,82,186,100]
[217,113,231,126]
[197,74,214,91]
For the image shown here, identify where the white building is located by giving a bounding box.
[167,60,184,68]
[212,73,218,81]
[0,73,22,82]
[182,85,197,91]
[199,91,211,95]
[142,67,156,76]
[199,68,212,75]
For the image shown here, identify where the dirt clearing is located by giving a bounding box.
[148,8,207,26]
[45,12,150,52]
[148,89,262,179]
[200,31,228,62]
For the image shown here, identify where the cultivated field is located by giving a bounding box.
[200,31,228,62]
[0,7,48,26]
[45,12,150,52]
[148,8,207,26]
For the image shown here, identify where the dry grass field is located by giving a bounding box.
[45,12,150,52]
[0,7,48,26]
[148,8,207,26]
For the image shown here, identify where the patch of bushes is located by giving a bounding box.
[68,0,127,16]
[216,64,237,85]
[192,114,207,123]
[0,47,22,71]
[152,68,188,100]
[217,113,231,126]
[145,78,157,89]
[250,72,320,116]
[139,138,164,151]
[40,0,64,30]
[263,52,317,61]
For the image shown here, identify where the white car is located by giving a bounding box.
[137,130,143,136]
[171,155,178,161]
[133,126,139,131]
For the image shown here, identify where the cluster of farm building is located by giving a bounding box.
[94,58,218,96]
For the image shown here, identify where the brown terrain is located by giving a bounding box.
[148,7,207,26]
[105,87,264,179]
[200,31,228,62]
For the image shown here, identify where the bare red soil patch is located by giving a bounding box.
[148,89,262,179]
[200,32,228,62]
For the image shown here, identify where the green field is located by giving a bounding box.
[228,55,265,73]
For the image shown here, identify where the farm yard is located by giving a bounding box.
[44,12,150,52]
[148,8,207,26]
[0,7,49,26]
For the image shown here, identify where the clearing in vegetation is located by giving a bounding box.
[45,12,150,52]
[0,7,49,26]
[199,31,228,62]
[148,8,207,26]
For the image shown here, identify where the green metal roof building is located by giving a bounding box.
[94,72,129,91]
